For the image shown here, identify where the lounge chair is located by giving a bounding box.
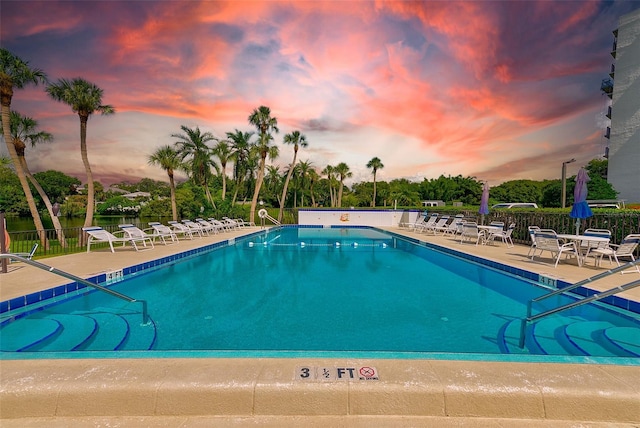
[441,214,465,235]
[589,234,640,273]
[459,222,486,245]
[235,218,256,227]
[195,218,220,234]
[83,226,153,253]
[421,215,450,234]
[10,242,38,262]
[118,224,156,250]
[221,217,241,230]
[532,230,581,267]
[182,220,207,236]
[167,221,194,239]
[148,222,179,244]
[209,218,232,232]
[579,228,611,262]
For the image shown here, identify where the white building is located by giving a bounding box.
[607,8,640,204]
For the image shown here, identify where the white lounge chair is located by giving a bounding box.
[221,217,241,230]
[167,221,194,239]
[527,226,541,257]
[148,222,179,244]
[83,226,153,253]
[182,220,206,236]
[421,215,450,234]
[441,214,465,235]
[118,224,156,250]
[532,230,581,267]
[10,242,38,262]
[195,218,220,234]
[590,234,640,273]
[209,218,232,232]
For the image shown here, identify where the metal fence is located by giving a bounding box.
[5,211,640,259]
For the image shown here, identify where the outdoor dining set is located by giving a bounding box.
[401,213,640,272]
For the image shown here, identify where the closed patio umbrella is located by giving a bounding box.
[569,168,593,235]
[479,182,489,225]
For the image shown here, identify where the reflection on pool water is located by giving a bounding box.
[1,227,639,360]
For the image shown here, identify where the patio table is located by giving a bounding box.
[478,225,503,245]
[557,233,610,266]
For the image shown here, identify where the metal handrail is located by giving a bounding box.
[518,259,640,348]
[0,253,148,324]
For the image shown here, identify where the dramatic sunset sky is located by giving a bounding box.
[2,1,637,187]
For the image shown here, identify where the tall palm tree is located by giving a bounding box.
[212,139,232,200]
[321,165,337,207]
[366,157,384,207]
[2,111,67,247]
[296,160,313,207]
[334,162,352,208]
[278,130,308,222]
[247,106,279,224]
[148,145,182,221]
[1,48,48,244]
[172,125,218,208]
[46,77,114,229]
[307,167,320,207]
[227,129,254,205]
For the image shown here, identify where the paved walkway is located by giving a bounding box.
[1,225,639,425]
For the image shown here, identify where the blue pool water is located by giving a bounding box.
[1,227,639,360]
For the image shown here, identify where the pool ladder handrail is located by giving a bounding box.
[0,253,149,325]
[518,259,640,348]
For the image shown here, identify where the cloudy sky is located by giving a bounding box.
[2,0,636,187]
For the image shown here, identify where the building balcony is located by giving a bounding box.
[604,127,611,139]
[606,106,612,119]
[601,78,613,98]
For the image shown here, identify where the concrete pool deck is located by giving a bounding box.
[1,225,639,425]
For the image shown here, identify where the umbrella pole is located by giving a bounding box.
[575,219,581,235]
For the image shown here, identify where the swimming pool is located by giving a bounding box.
[1,226,639,360]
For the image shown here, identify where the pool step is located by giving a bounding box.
[25,314,97,352]
[500,317,640,358]
[0,308,156,353]
[602,327,640,357]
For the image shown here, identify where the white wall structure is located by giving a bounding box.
[298,209,421,227]
[608,9,640,204]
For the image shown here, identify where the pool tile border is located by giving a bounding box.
[2,226,637,318]
[1,231,263,316]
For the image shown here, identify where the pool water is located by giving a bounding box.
[1,227,639,359]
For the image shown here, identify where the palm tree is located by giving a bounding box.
[46,77,114,229]
[148,145,182,221]
[1,48,48,244]
[247,106,279,224]
[366,157,384,207]
[227,129,254,205]
[334,162,352,208]
[307,167,320,207]
[2,111,67,247]
[296,160,313,207]
[321,165,336,207]
[212,139,232,200]
[278,130,308,222]
[172,125,218,208]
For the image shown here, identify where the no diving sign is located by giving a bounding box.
[295,366,379,381]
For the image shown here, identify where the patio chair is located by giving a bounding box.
[589,234,640,273]
[209,218,232,232]
[148,222,179,244]
[221,217,241,230]
[83,226,153,253]
[233,218,256,227]
[487,223,515,248]
[460,222,486,245]
[532,230,581,267]
[527,226,541,257]
[407,213,437,231]
[579,228,611,262]
[167,221,195,239]
[118,224,156,250]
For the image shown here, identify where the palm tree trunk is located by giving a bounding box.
[338,182,344,207]
[79,116,95,229]
[168,173,178,221]
[372,174,377,208]
[278,152,297,223]
[249,155,266,224]
[1,105,48,247]
[221,165,227,200]
[20,157,67,248]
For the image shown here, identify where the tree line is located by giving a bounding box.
[1,48,620,247]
